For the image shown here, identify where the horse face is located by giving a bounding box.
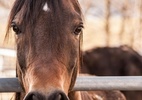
[8,0,83,99]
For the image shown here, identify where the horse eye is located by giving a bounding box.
[11,22,21,34]
[74,26,83,35]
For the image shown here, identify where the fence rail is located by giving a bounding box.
[0,76,142,92]
[74,76,142,91]
[0,48,16,57]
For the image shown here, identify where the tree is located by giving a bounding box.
[105,0,111,46]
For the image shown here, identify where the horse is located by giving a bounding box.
[6,0,126,100]
[82,45,142,100]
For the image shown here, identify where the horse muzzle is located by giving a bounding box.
[24,90,69,100]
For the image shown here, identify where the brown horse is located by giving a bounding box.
[6,0,126,100]
[82,45,142,100]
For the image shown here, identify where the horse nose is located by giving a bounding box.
[24,92,43,100]
[24,91,69,100]
[48,91,69,100]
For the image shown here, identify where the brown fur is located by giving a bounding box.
[6,0,126,100]
[82,45,142,100]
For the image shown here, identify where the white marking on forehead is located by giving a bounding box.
[43,2,50,11]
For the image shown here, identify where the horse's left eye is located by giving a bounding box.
[74,26,83,35]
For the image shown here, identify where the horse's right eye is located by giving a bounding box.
[11,22,21,34]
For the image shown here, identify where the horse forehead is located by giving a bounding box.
[43,2,50,12]
[42,0,76,12]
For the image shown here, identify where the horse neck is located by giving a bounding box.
[68,91,82,100]
[68,91,93,100]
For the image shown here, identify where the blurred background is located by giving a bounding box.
[0,0,142,99]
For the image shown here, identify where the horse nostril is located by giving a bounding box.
[56,93,66,100]
[55,94,62,100]
[24,93,36,100]
[57,94,62,100]
[32,95,38,100]
[48,91,69,100]
[24,92,44,100]
[24,91,68,100]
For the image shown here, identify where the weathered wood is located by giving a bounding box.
[1,76,142,92]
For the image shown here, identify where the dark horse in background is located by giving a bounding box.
[6,0,126,100]
[82,45,142,100]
